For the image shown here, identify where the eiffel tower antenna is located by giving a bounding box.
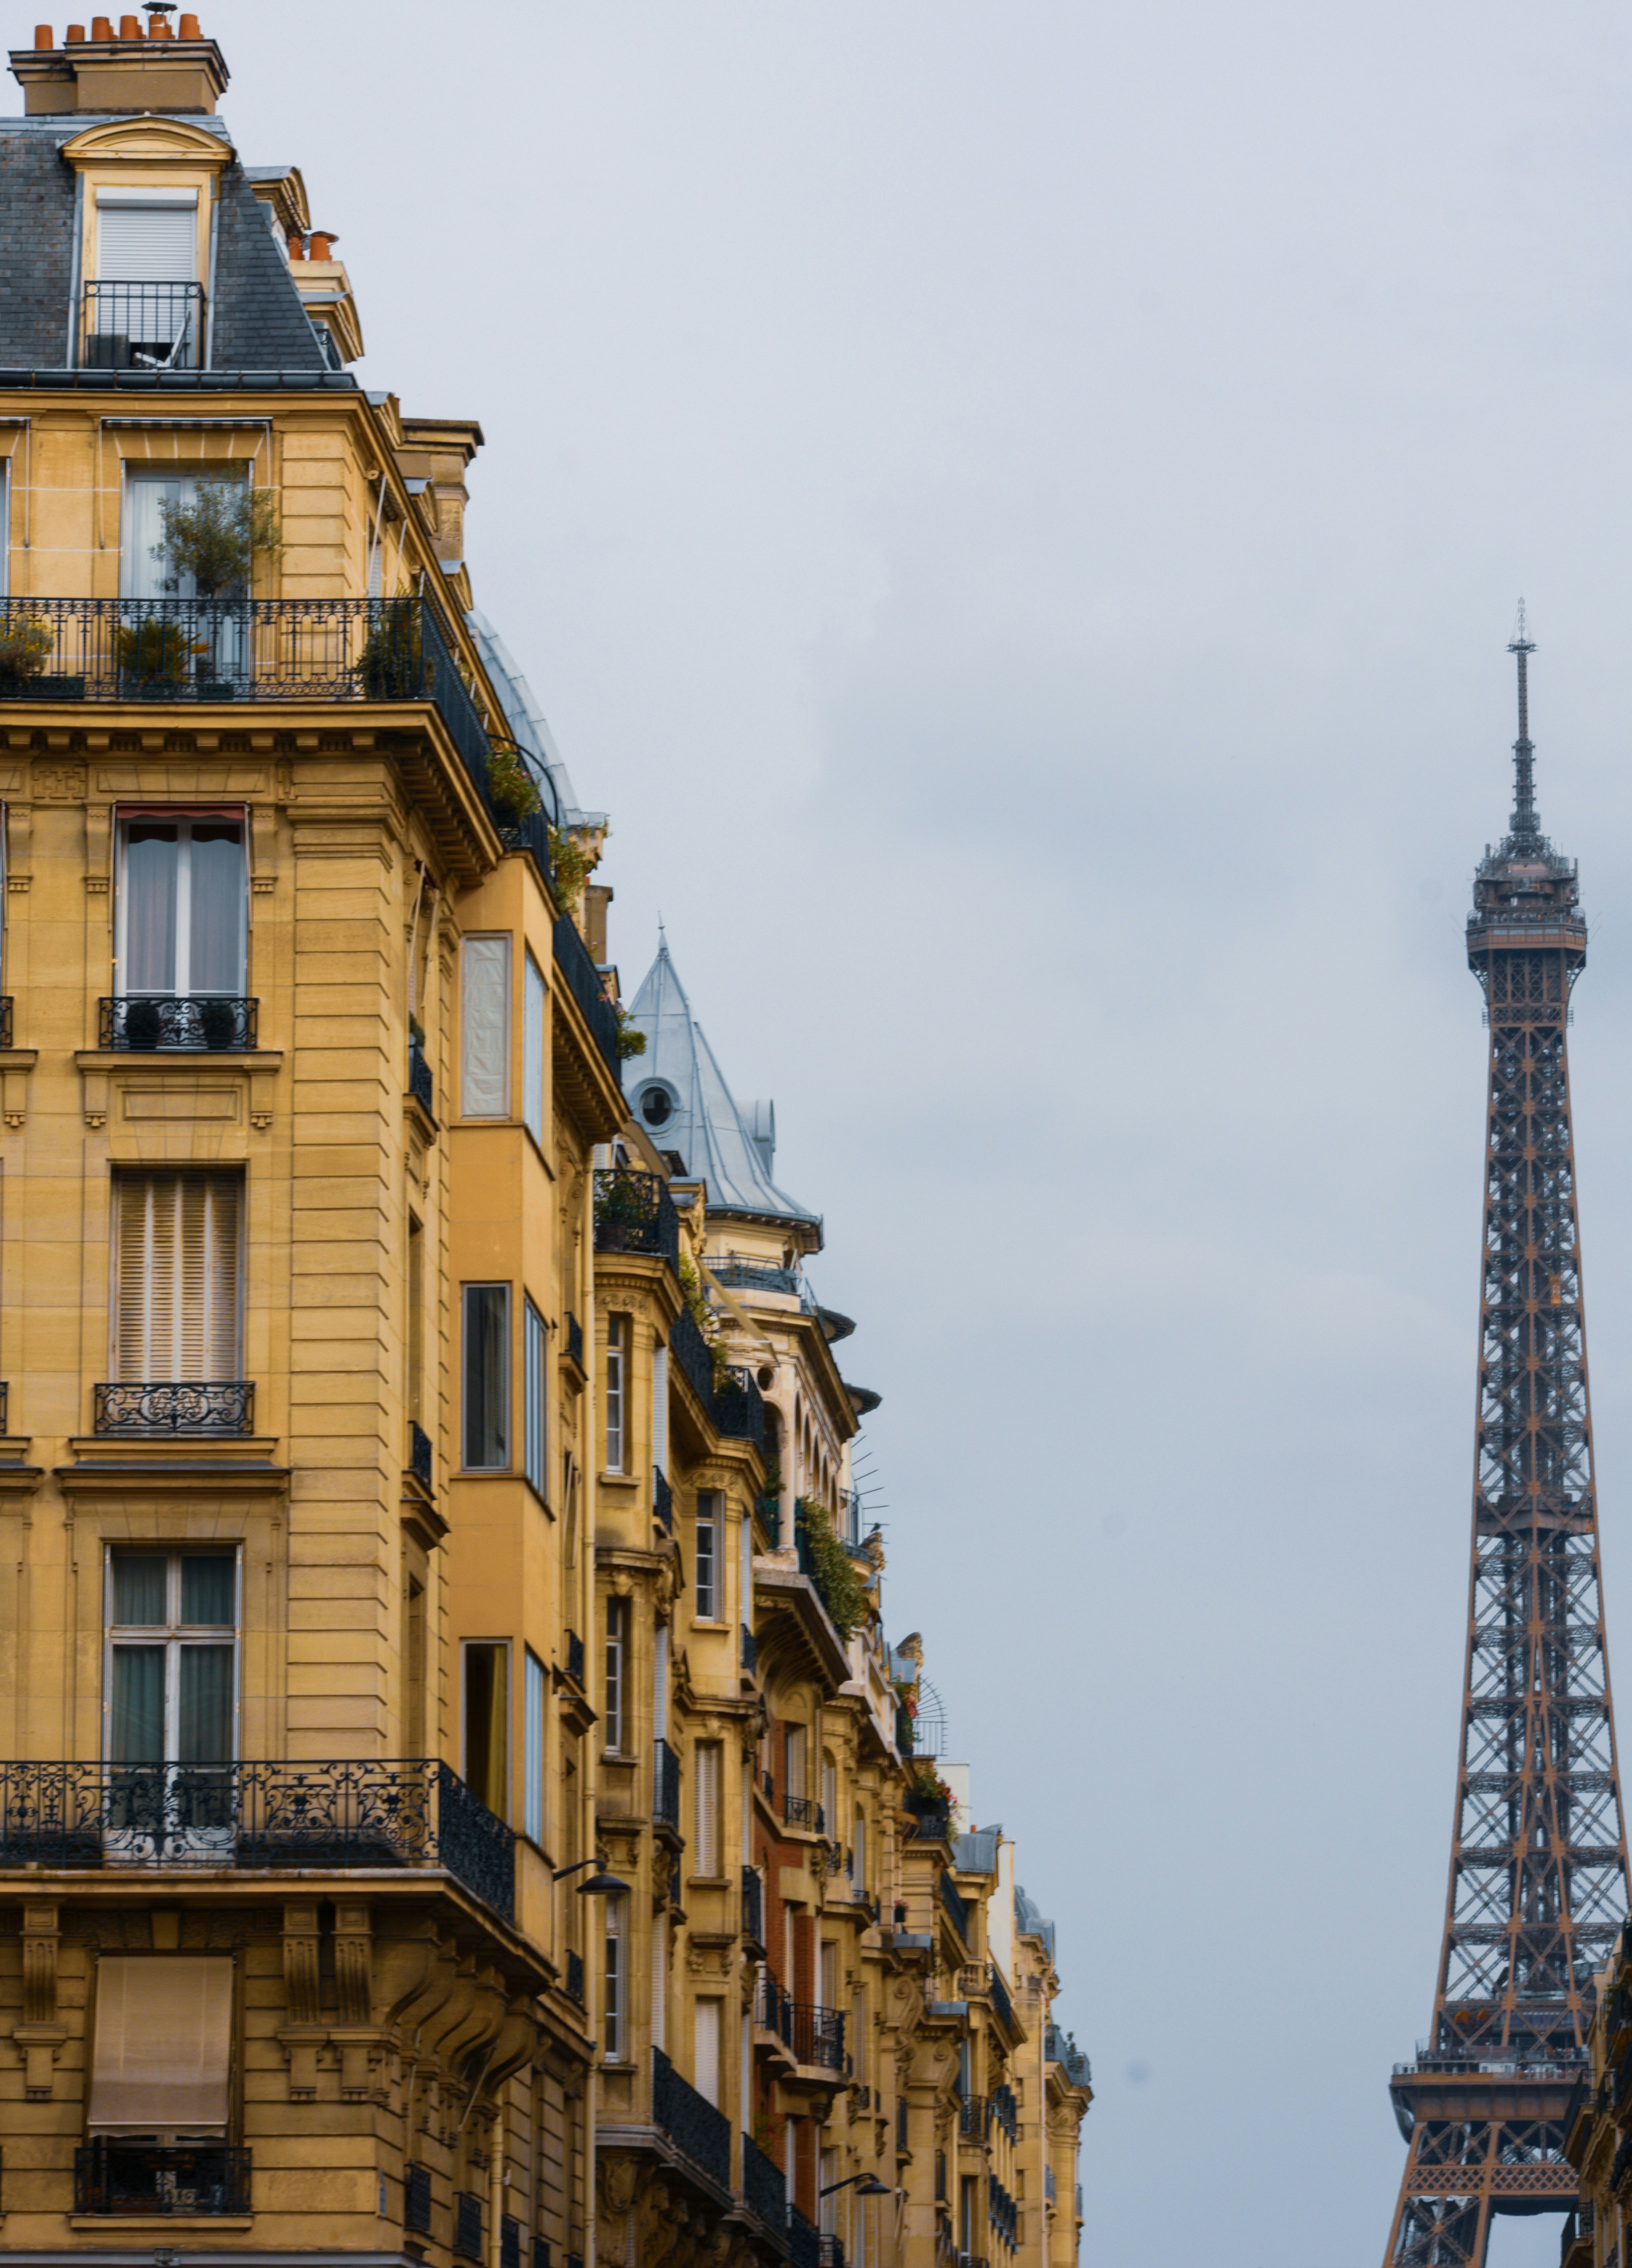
[1381,629,1627,2267]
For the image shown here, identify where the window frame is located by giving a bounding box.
[102,1544,242,1765]
[459,933,512,1120]
[604,1313,627,1474]
[460,1637,511,1819]
[523,1647,546,1847]
[605,1595,629,1755]
[694,1491,721,1622]
[460,1282,511,1471]
[522,947,545,1149]
[523,1295,547,1500]
[114,808,249,999]
[603,1895,624,2063]
[109,1165,245,1385]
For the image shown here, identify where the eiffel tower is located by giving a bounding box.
[1384,612,1632,2263]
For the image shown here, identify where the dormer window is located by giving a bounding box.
[82,187,202,371]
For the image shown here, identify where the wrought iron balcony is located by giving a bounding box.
[94,1381,252,1436]
[554,912,622,1085]
[940,1871,969,1945]
[565,1310,585,1370]
[100,993,258,1052]
[788,2204,821,2268]
[988,1963,1015,2037]
[957,2094,988,2140]
[0,596,499,820]
[742,2130,786,2233]
[593,1168,679,1267]
[670,1305,716,1405]
[408,1420,433,1488]
[654,1736,681,1829]
[79,280,204,370]
[565,1630,585,1688]
[990,2083,1019,2144]
[75,2138,248,2217]
[455,2189,484,2261]
[713,1366,767,1449]
[0,1757,514,1920]
[408,1034,434,1111]
[652,2045,730,2189]
[741,1863,764,1945]
[785,1792,826,1835]
[406,2164,433,2234]
[740,1623,758,1674]
[787,1998,846,2071]
[654,1464,673,1533]
[566,1948,584,2003]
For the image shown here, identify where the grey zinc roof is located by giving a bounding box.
[0,111,328,374]
[624,942,821,1233]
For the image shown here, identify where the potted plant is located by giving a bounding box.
[198,999,239,1050]
[122,998,166,1050]
[116,616,207,696]
[147,483,282,697]
[354,596,422,698]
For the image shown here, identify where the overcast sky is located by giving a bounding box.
[206,5,1632,2259]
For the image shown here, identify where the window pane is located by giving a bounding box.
[464,1642,508,1816]
[523,951,545,1146]
[123,823,178,992]
[524,1650,545,1845]
[461,936,510,1116]
[110,1645,166,1761]
[188,824,244,992]
[463,1285,509,1468]
[178,1645,234,1762]
[524,1298,546,1497]
[111,1553,167,1627]
[181,1555,235,1627]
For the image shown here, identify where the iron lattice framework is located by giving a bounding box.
[1385,617,1631,2265]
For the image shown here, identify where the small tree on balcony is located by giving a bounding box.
[153,482,283,599]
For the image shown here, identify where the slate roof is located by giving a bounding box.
[623,942,822,1235]
[0,110,333,377]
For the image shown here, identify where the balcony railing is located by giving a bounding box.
[654,1737,681,1830]
[788,2204,821,2268]
[1047,2027,1094,2089]
[0,997,13,1048]
[742,1864,764,1944]
[940,1872,969,1946]
[653,2045,730,2189]
[554,912,622,1085]
[0,1757,514,1919]
[742,2130,786,2232]
[566,1947,585,2003]
[785,1793,826,1835]
[100,994,258,1051]
[740,1623,758,1674]
[0,596,496,816]
[454,2190,484,2261]
[654,1464,673,1533]
[713,1366,767,1449]
[565,1630,585,1688]
[990,2084,1019,2144]
[409,1420,433,1488]
[75,2138,248,2216]
[94,1381,252,1436]
[988,1963,1014,2038]
[408,1034,434,1112]
[754,1972,846,2070]
[593,1169,680,1269]
[565,1311,585,1370]
[819,2239,847,2268]
[406,2164,433,2234]
[501,2215,523,2268]
[670,1305,717,1406]
[958,2095,988,2139]
[80,280,204,370]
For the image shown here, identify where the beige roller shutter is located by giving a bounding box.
[88,1956,234,2136]
[113,1172,242,1381]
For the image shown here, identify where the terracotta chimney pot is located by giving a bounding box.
[65,21,85,38]
[91,12,113,33]
[308,230,337,261]
[33,24,53,48]
[177,9,199,31]
[287,231,307,261]
[118,13,142,35]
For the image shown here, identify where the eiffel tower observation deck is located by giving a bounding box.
[1383,611,1631,2268]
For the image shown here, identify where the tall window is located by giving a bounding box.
[604,1597,629,1754]
[112,1170,242,1382]
[694,1998,722,2108]
[96,191,199,376]
[605,1315,627,1473]
[695,1492,719,1621]
[853,1806,867,1900]
[462,1284,509,1469]
[604,1897,624,2061]
[106,1548,237,1763]
[523,1649,546,1846]
[460,935,510,1117]
[523,950,545,1147]
[463,1640,509,1817]
[652,1344,668,1476]
[523,1296,547,1498]
[822,1754,837,1838]
[117,815,246,997]
[740,1514,752,1630]
[784,1721,806,1803]
[694,1741,721,1876]
[651,1913,668,2053]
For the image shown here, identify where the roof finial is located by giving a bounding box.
[1507,599,1538,840]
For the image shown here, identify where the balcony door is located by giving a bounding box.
[116,814,247,1004]
[104,1549,239,1862]
[121,467,251,689]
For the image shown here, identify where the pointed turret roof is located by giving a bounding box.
[624,942,821,1241]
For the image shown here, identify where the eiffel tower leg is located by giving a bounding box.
[1384,2121,1495,2268]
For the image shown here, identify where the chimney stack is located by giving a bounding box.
[9,5,227,108]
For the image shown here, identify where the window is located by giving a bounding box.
[603,1897,624,2062]
[822,1755,837,1839]
[523,1649,545,1846]
[604,1597,629,1753]
[605,1315,627,1473]
[106,1549,238,1764]
[111,1170,242,1383]
[651,1913,667,2053]
[693,1998,721,2109]
[819,1938,838,2012]
[92,187,201,372]
[523,950,545,1148]
[653,1623,669,1744]
[523,1296,547,1498]
[462,1284,509,1469]
[88,1954,233,2140]
[694,1741,721,1877]
[740,1514,752,1628]
[820,2148,839,2237]
[406,1216,424,1423]
[117,815,246,997]
[784,1721,806,1803]
[695,1491,719,1620]
[121,465,240,598]
[854,1806,867,1900]
[652,1343,668,1476]
[460,935,510,1117]
[463,1640,509,1817]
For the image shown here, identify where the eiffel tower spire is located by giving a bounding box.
[1382,621,1629,2266]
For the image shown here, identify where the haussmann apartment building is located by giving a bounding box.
[0,13,1092,2268]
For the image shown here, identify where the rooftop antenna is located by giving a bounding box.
[1508,599,1538,841]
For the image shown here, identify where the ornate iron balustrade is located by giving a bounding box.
[988,2176,1017,2249]
[670,1305,717,1406]
[788,2204,821,2268]
[408,1034,434,1112]
[742,2131,785,2232]
[785,1793,826,1835]
[408,1421,433,1487]
[592,1169,679,1268]
[741,1864,764,1944]
[957,2094,988,2140]
[740,1623,758,1674]
[906,1801,951,1841]
[707,1255,804,1297]
[75,2140,249,2216]
[652,2045,730,2189]
[988,1964,1014,2039]
[554,912,622,1084]
[0,595,495,809]
[990,2084,1019,2144]
[94,1381,252,1436]
[80,281,204,370]
[454,2189,484,2261]
[940,1872,969,1945]
[653,1465,673,1533]
[0,1757,513,1918]
[565,1630,585,1688]
[713,1367,767,1449]
[566,1948,584,2003]
[654,1737,681,1829]
[100,994,258,1052]
[405,2164,433,2234]
[787,2001,845,2071]
[565,1310,585,1370]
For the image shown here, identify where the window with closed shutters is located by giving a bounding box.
[98,199,197,284]
[693,1741,721,1877]
[112,1170,242,1382]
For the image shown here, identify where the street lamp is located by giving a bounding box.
[552,1857,628,1896]
[819,2174,893,2199]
